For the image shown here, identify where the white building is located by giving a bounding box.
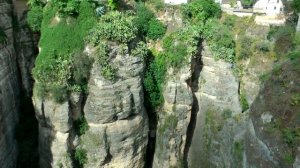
[164,0,187,5]
[253,0,284,16]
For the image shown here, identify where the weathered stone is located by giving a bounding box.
[153,59,193,168]
[188,43,244,167]
[0,1,19,167]
[82,43,149,168]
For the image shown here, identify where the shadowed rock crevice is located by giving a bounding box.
[183,42,203,168]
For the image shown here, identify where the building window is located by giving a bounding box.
[277,0,279,3]
[280,8,282,11]
[274,6,276,10]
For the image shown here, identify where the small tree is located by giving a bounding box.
[147,19,166,40]
[27,6,43,31]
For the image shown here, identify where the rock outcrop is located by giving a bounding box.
[153,62,194,168]
[0,1,20,167]
[33,43,149,167]
[188,43,245,167]
[245,56,300,168]
[81,44,148,168]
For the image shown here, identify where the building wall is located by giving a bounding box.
[164,0,187,5]
[253,0,284,16]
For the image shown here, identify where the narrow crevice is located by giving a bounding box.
[101,128,113,166]
[70,92,88,168]
[183,41,203,168]
[12,7,40,168]
[15,91,39,168]
[142,51,159,168]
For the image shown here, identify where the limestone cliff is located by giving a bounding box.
[153,59,193,168]
[188,42,244,168]
[0,1,19,167]
[32,43,149,167]
[81,44,149,168]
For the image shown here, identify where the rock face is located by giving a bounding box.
[153,56,194,167]
[82,44,148,168]
[0,1,20,167]
[245,57,300,168]
[188,43,245,167]
[32,95,74,168]
[33,43,149,168]
[16,13,37,96]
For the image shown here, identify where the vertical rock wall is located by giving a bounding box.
[33,44,149,168]
[81,44,148,168]
[187,43,245,168]
[0,1,20,167]
[153,58,194,168]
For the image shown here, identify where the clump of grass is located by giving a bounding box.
[239,92,249,112]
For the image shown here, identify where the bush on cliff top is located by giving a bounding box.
[27,5,44,31]
[88,11,137,44]
[32,1,96,102]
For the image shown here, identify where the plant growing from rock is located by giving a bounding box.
[74,148,88,168]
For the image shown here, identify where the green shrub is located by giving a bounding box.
[134,3,155,35]
[107,0,118,10]
[52,0,81,16]
[256,40,270,52]
[162,34,188,67]
[143,53,167,108]
[241,0,254,7]
[74,116,89,135]
[203,19,235,63]
[27,6,43,31]
[0,27,6,44]
[223,15,237,28]
[96,42,117,80]
[182,0,221,24]
[75,148,87,167]
[239,93,249,112]
[131,41,148,58]
[283,153,295,165]
[147,19,166,40]
[283,128,299,147]
[238,36,253,60]
[88,11,137,44]
[32,1,97,102]
[50,85,68,103]
[233,141,244,161]
[27,0,44,6]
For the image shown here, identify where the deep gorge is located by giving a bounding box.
[0,0,300,168]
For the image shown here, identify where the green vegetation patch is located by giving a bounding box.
[74,148,88,168]
[239,92,249,112]
[32,1,97,102]
[233,141,244,162]
[27,5,44,31]
[143,27,199,108]
[74,116,89,136]
[88,11,137,44]
[88,11,148,80]
[134,3,166,40]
